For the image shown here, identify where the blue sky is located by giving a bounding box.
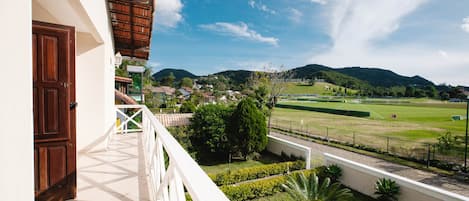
[150,0,469,85]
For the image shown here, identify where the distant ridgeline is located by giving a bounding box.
[152,65,467,99]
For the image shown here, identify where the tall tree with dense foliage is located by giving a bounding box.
[180,77,193,88]
[189,104,232,162]
[228,98,268,158]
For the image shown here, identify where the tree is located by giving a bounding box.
[227,98,267,158]
[405,86,415,97]
[425,85,438,98]
[180,101,196,113]
[161,72,175,87]
[282,173,353,201]
[189,104,232,162]
[180,77,193,88]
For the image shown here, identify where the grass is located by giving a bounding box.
[200,152,284,175]
[283,82,358,95]
[275,129,454,176]
[272,101,466,143]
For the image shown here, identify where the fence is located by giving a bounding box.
[113,105,229,201]
[155,113,193,127]
[271,118,467,171]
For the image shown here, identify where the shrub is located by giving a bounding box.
[282,172,353,201]
[220,169,317,201]
[209,161,306,186]
[228,98,268,158]
[179,101,196,113]
[189,104,233,162]
[275,104,370,117]
[322,164,343,182]
[375,178,400,201]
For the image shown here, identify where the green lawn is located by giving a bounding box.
[271,100,466,146]
[283,82,358,95]
[201,152,284,175]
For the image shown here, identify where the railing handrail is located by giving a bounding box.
[115,105,229,201]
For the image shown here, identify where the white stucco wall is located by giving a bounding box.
[32,0,116,154]
[267,135,312,169]
[324,153,468,201]
[0,1,34,200]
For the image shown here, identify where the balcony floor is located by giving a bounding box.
[75,132,151,201]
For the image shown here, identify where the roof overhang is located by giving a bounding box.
[109,0,156,60]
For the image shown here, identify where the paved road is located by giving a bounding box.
[270,132,469,197]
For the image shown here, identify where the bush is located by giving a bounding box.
[228,98,268,158]
[180,101,196,113]
[323,164,343,182]
[375,178,400,201]
[220,169,317,201]
[189,104,233,162]
[209,161,306,186]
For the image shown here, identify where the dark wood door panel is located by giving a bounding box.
[33,20,76,200]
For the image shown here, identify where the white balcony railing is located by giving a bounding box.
[112,105,229,201]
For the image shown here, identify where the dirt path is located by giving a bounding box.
[270,132,469,197]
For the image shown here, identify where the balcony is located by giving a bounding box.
[76,105,228,201]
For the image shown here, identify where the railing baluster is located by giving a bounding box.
[114,105,229,201]
[174,170,186,201]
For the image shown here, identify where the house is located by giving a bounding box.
[1,1,227,200]
[115,76,138,105]
[151,86,176,96]
[178,88,192,99]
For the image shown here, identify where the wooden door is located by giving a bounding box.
[33,21,76,200]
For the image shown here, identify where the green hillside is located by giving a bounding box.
[152,68,197,81]
[283,82,358,95]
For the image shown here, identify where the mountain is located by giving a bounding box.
[335,67,433,87]
[152,68,197,81]
[289,64,434,88]
[214,70,255,86]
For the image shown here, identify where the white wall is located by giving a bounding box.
[32,0,116,154]
[267,135,312,169]
[324,153,468,201]
[0,1,34,200]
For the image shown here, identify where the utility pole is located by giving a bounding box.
[464,96,469,172]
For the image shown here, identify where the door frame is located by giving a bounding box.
[32,20,77,199]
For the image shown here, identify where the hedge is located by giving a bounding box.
[220,169,318,201]
[275,104,370,117]
[209,160,306,186]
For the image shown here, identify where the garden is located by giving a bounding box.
[167,97,402,200]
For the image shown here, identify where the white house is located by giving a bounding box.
[0,1,227,200]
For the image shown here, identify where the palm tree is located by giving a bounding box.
[282,172,353,201]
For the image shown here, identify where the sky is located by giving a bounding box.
[149,0,469,86]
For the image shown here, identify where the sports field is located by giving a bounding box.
[283,82,358,95]
[271,100,467,144]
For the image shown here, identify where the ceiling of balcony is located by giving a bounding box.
[109,0,155,60]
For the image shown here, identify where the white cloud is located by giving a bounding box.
[248,0,276,14]
[309,0,469,85]
[155,0,184,28]
[288,8,303,24]
[462,17,469,33]
[309,0,327,5]
[199,22,279,46]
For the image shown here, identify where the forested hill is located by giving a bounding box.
[152,68,197,81]
[289,64,434,88]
